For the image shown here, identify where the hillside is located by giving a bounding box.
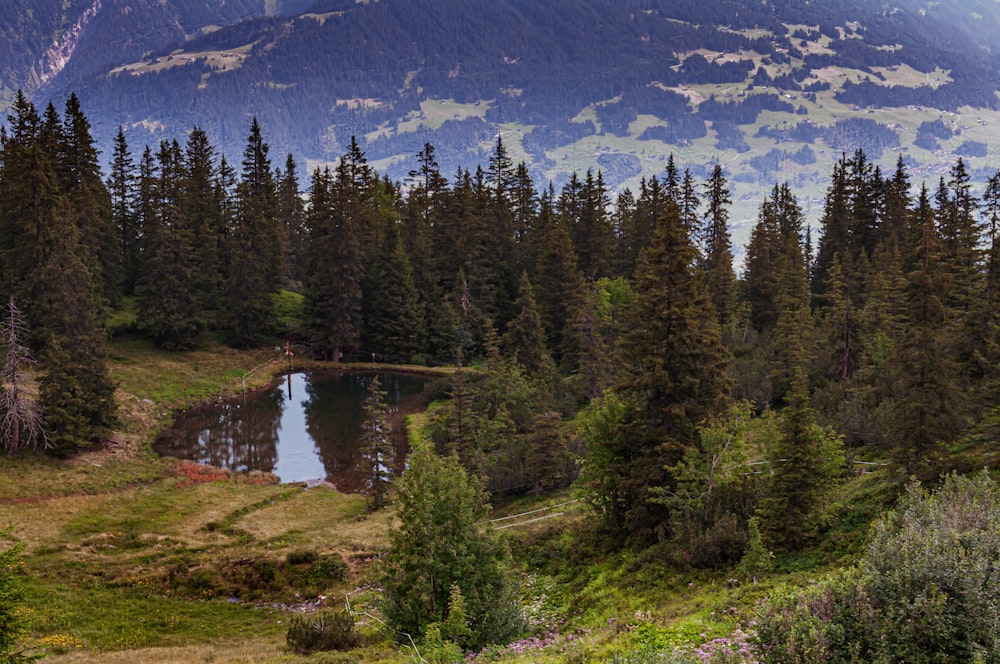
[2,0,1000,227]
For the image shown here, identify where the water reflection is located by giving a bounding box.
[153,371,429,489]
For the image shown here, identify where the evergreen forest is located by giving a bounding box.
[4,92,1000,662]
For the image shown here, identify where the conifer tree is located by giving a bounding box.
[525,410,571,493]
[222,119,283,348]
[892,186,956,477]
[567,280,614,402]
[744,184,805,334]
[528,193,584,364]
[610,186,636,275]
[379,446,523,649]
[277,154,307,288]
[815,252,857,382]
[303,165,364,361]
[0,92,115,452]
[768,215,813,406]
[34,213,116,452]
[759,372,844,551]
[61,93,117,307]
[182,127,224,324]
[403,143,452,361]
[571,170,614,280]
[604,199,731,540]
[678,168,700,238]
[108,127,140,296]
[362,217,425,363]
[137,140,201,349]
[501,272,556,379]
[0,92,52,303]
[701,164,736,328]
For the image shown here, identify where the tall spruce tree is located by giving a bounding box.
[601,199,731,540]
[222,119,282,348]
[0,92,115,452]
[759,372,844,551]
[303,165,364,361]
[137,140,201,349]
[61,93,117,307]
[276,154,307,289]
[362,217,425,363]
[501,271,556,379]
[181,127,224,325]
[701,164,736,328]
[107,127,140,296]
[892,186,956,477]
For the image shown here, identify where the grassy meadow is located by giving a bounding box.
[0,314,946,662]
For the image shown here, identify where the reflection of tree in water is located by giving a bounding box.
[154,371,428,490]
[228,389,283,472]
[304,372,426,492]
[154,388,284,473]
[304,372,368,492]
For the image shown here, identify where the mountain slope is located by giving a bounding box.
[7,0,1000,224]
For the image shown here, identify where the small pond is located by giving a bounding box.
[153,370,432,490]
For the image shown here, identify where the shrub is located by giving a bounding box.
[752,471,1000,663]
[861,471,1000,662]
[0,528,37,663]
[286,610,360,654]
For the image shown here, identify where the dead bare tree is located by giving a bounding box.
[0,297,49,456]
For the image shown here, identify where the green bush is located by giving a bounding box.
[286,610,360,654]
[0,528,37,663]
[753,471,1000,663]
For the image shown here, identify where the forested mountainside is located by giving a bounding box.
[9,80,1000,662]
[4,0,1000,224]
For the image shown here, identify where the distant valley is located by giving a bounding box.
[5,0,1000,231]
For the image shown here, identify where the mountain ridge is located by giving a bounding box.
[5,0,1000,225]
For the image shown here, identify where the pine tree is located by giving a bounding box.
[362,217,425,363]
[701,164,736,328]
[0,92,54,304]
[760,371,845,551]
[678,168,700,239]
[403,143,451,362]
[605,199,731,540]
[0,92,115,452]
[277,154,307,288]
[501,272,556,379]
[379,446,523,649]
[891,186,956,477]
[61,93,117,307]
[222,119,282,348]
[137,140,201,349]
[527,192,584,365]
[768,215,813,406]
[34,217,116,453]
[303,165,364,361]
[816,253,858,382]
[181,127,224,325]
[107,127,140,296]
[525,410,571,493]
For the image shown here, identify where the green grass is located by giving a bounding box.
[0,308,945,663]
[24,583,286,651]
